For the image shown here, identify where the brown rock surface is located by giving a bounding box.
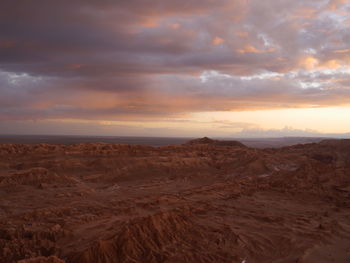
[0,139,349,262]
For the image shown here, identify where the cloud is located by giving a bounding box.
[1,0,350,127]
[232,126,323,138]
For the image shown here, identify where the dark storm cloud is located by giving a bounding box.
[1,0,350,121]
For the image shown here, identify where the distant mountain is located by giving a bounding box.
[186,137,246,147]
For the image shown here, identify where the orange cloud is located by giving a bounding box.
[326,0,348,10]
[333,49,350,54]
[170,23,180,29]
[299,56,319,70]
[320,59,342,69]
[299,57,344,70]
[237,44,274,54]
[212,37,224,45]
[140,17,160,28]
[236,31,248,38]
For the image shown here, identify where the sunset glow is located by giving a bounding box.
[1,0,350,137]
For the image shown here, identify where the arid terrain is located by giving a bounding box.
[0,138,349,263]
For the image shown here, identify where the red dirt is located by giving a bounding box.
[0,139,349,262]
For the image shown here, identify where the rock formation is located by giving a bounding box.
[0,138,349,262]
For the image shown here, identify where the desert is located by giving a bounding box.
[3,0,350,262]
[0,138,349,263]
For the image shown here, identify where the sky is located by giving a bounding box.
[1,0,350,137]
